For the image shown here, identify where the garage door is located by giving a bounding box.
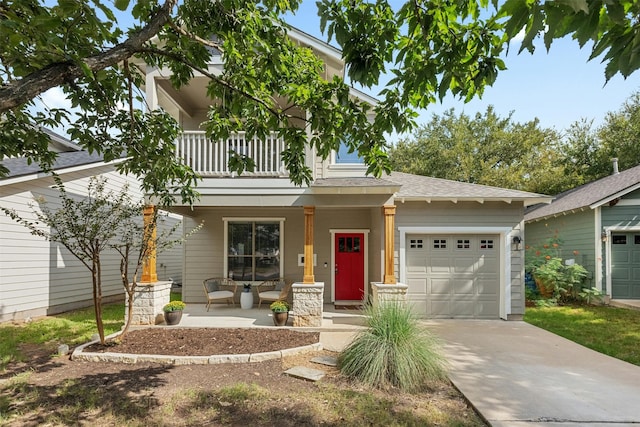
[611,233,640,299]
[406,234,500,319]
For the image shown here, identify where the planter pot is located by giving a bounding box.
[164,310,183,326]
[272,311,288,327]
[240,291,253,309]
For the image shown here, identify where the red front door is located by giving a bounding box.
[335,233,365,300]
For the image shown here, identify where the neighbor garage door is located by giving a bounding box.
[406,234,500,319]
[610,233,640,299]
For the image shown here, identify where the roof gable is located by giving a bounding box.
[525,164,640,222]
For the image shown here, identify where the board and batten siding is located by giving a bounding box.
[526,210,598,289]
[395,201,526,317]
[0,166,182,322]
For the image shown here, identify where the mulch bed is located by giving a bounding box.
[85,328,320,356]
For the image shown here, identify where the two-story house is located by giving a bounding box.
[143,27,549,321]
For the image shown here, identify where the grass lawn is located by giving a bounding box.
[524,304,640,366]
[0,295,485,426]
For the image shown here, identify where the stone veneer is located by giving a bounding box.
[292,282,324,327]
[126,281,173,325]
[370,282,409,306]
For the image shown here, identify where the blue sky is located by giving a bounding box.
[285,1,640,136]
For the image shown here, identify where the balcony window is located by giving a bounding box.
[225,220,283,281]
[335,141,364,164]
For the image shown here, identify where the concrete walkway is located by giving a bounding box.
[427,320,640,427]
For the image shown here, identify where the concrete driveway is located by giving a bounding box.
[427,320,640,427]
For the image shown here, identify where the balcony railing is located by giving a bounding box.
[175,131,288,177]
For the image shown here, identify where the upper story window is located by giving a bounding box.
[335,141,364,164]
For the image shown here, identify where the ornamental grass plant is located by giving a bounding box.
[338,302,447,391]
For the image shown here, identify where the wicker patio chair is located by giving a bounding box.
[256,278,291,308]
[202,277,237,311]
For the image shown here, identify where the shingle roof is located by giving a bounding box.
[1,151,107,180]
[525,164,640,221]
[387,171,548,203]
[313,172,549,205]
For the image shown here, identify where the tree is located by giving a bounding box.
[1,175,198,343]
[389,106,575,195]
[2,0,638,205]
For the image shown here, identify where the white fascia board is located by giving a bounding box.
[0,159,126,187]
[310,186,399,195]
[349,88,379,106]
[287,27,342,61]
[590,182,640,209]
[393,196,550,205]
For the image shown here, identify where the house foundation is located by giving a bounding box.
[126,281,173,325]
[292,283,324,327]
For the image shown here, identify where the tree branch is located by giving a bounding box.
[0,0,178,113]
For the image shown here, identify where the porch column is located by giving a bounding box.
[141,205,157,283]
[383,205,397,284]
[303,206,315,284]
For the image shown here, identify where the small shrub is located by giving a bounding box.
[163,301,186,312]
[269,300,289,312]
[338,302,447,391]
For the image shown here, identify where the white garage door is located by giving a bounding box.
[406,234,500,319]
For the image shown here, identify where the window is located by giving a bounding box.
[433,239,447,249]
[635,235,640,245]
[227,221,282,281]
[335,141,364,164]
[410,239,423,249]
[338,236,361,253]
[457,239,471,249]
[480,239,494,249]
[612,235,627,245]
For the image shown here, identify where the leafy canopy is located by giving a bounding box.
[1,0,637,205]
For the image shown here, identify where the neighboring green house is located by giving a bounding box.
[525,161,640,300]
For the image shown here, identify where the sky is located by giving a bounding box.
[284,1,640,137]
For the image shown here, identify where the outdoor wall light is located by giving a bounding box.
[512,235,522,250]
[601,231,608,242]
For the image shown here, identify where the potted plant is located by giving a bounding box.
[163,300,186,325]
[270,300,290,326]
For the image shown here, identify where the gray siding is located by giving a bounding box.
[602,205,640,228]
[525,209,597,288]
[0,168,183,322]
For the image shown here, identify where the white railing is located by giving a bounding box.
[175,131,288,177]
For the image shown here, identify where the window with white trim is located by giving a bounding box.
[227,221,282,281]
[410,239,423,249]
[480,239,494,249]
[433,239,447,249]
[457,239,471,249]
[335,141,364,164]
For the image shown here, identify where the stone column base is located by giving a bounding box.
[292,283,324,327]
[125,281,172,325]
[371,282,409,306]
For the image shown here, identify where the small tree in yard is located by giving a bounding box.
[1,174,197,344]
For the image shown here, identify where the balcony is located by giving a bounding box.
[175,131,288,177]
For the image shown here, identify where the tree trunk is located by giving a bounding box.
[92,255,105,344]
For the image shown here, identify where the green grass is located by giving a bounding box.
[0,303,125,369]
[0,292,182,370]
[524,304,640,366]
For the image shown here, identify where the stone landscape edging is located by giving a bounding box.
[71,331,323,365]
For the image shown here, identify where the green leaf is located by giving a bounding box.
[114,0,130,11]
